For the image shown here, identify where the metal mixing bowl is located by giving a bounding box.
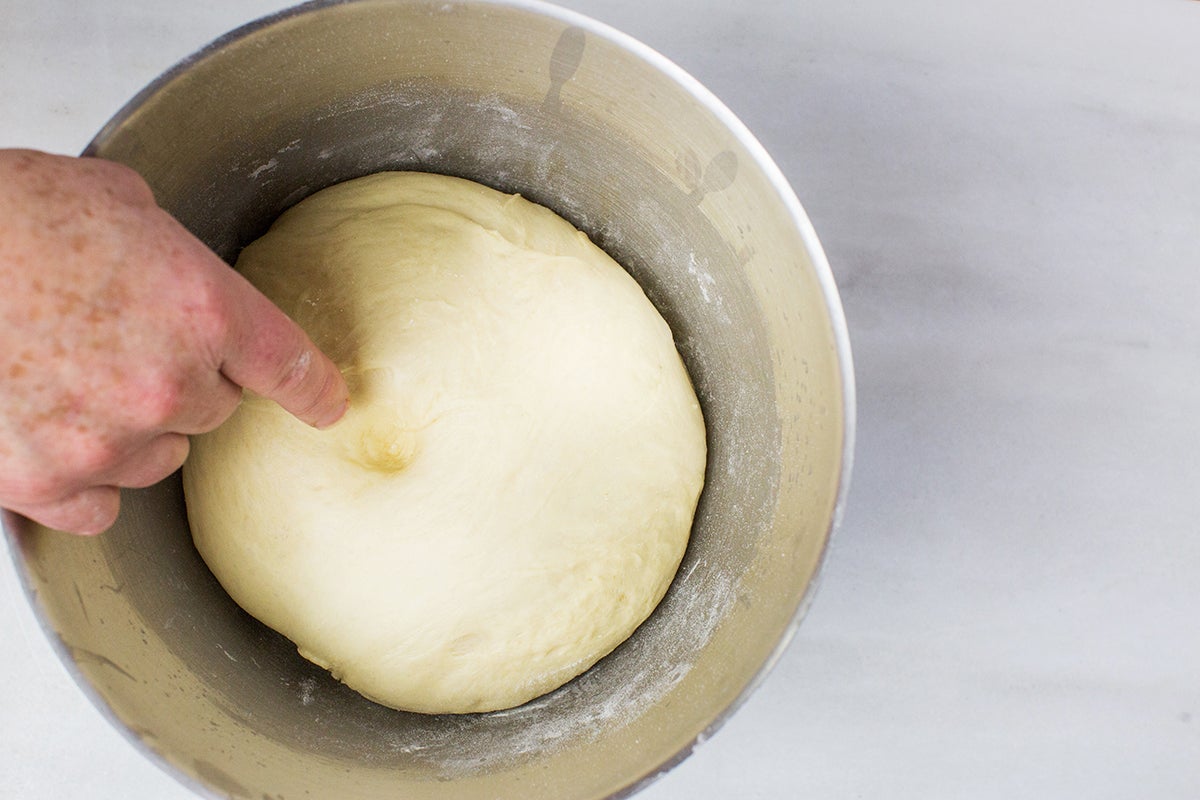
[3,1,854,797]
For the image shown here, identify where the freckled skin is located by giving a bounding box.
[0,149,350,535]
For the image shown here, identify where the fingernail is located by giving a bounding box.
[314,396,350,430]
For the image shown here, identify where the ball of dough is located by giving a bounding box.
[182,172,706,714]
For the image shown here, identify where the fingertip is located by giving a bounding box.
[283,345,350,429]
[314,395,350,430]
[76,514,117,536]
[22,487,122,535]
[73,489,121,536]
[109,433,191,489]
[291,346,349,429]
[217,273,349,428]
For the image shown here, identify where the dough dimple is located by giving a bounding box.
[182,171,706,714]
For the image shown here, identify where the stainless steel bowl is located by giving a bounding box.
[4,1,854,797]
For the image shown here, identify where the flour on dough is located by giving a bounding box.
[182,172,706,714]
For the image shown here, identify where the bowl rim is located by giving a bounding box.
[10,1,858,798]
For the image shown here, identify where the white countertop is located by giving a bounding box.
[3,0,1199,797]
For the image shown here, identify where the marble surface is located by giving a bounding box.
[3,0,1199,797]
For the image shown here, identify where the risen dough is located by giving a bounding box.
[182,172,706,714]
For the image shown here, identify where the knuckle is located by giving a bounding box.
[187,399,225,434]
[200,385,242,432]
[187,275,234,353]
[88,158,154,206]
[104,436,184,491]
[73,437,123,476]
[139,377,188,428]
[151,434,191,475]
[16,473,70,508]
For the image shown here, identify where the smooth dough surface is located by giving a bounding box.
[182,172,706,714]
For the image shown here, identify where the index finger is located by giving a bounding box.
[218,269,349,429]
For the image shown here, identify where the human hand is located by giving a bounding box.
[0,149,349,534]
